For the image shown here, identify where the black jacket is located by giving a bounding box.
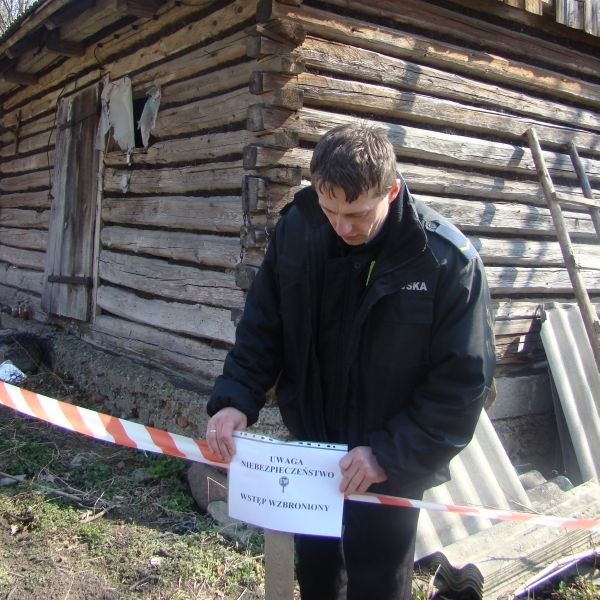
[208,185,496,496]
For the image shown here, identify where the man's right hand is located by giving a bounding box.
[205,407,248,463]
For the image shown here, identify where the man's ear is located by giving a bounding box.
[387,179,402,203]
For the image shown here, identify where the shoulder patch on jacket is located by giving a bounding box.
[424,219,478,260]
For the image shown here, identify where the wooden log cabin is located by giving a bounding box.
[0,0,598,404]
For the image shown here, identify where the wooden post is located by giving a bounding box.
[525,127,600,370]
[264,530,295,599]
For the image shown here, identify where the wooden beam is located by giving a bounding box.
[99,250,245,309]
[294,73,600,152]
[0,70,38,85]
[101,196,243,233]
[255,18,306,45]
[524,0,543,15]
[0,245,45,270]
[100,226,241,269]
[298,35,600,133]
[0,191,50,209]
[0,227,47,250]
[247,35,297,59]
[102,163,245,195]
[115,0,162,18]
[274,0,600,96]
[153,88,252,139]
[0,208,50,229]
[44,0,96,29]
[4,28,45,59]
[95,285,237,344]
[486,265,600,294]
[0,263,43,294]
[46,31,85,57]
[87,314,228,386]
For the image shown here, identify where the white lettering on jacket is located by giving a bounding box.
[401,281,428,291]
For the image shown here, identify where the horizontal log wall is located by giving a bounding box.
[1,0,599,384]
[245,0,600,375]
[0,0,262,386]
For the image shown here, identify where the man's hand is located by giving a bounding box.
[339,446,387,494]
[205,407,248,463]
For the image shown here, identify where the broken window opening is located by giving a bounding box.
[132,96,146,149]
[96,76,161,156]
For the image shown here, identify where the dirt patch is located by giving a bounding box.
[0,370,266,599]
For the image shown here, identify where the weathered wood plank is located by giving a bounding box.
[583,0,600,36]
[486,266,600,294]
[161,60,255,107]
[0,228,48,250]
[100,226,240,269]
[492,298,600,322]
[103,164,245,195]
[255,16,307,45]
[0,262,44,294]
[104,130,253,168]
[416,195,597,239]
[46,0,127,41]
[0,113,55,150]
[152,88,251,139]
[400,163,596,210]
[0,149,54,174]
[292,77,600,155]
[87,314,228,385]
[0,190,50,209]
[524,0,543,15]
[0,245,45,270]
[102,196,242,233]
[241,135,598,213]
[244,121,600,181]
[493,317,540,337]
[98,250,244,309]
[298,36,600,133]
[245,178,597,240]
[0,209,50,229]
[472,236,600,269]
[493,299,545,322]
[0,170,50,193]
[96,285,236,345]
[134,30,248,91]
[289,0,600,98]
[448,0,599,44]
[556,0,585,30]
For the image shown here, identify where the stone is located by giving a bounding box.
[207,500,259,544]
[186,462,228,512]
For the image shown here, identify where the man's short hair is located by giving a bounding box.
[310,123,398,203]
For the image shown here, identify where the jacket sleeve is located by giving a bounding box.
[207,227,284,426]
[370,250,496,493]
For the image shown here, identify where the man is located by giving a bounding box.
[206,124,496,599]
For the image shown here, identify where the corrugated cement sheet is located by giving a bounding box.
[415,410,531,560]
[540,302,600,483]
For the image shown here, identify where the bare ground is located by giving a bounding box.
[0,370,266,600]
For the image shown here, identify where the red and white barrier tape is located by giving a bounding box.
[0,381,224,468]
[1,381,599,532]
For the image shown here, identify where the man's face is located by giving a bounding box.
[316,181,400,246]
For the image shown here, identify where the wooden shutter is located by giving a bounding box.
[42,85,100,321]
